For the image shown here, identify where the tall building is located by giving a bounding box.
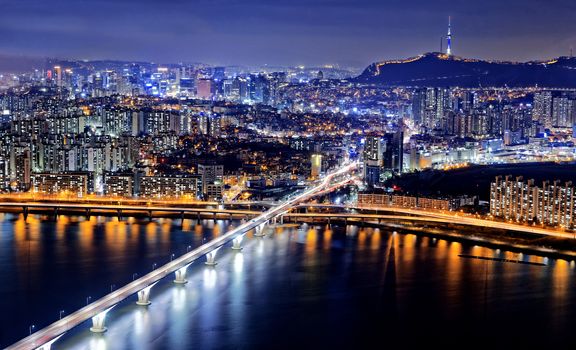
[363,136,383,187]
[311,153,322,179]
[196,79,213,100]
[533,91,553,128]
[198,113,221,137]
[198,162,224,200]
[411,89,426,125]
[363,136,383,165]
[490,176,576,228]
[383,131,404,174]
[9,145,31,190]
[552,95,576,127]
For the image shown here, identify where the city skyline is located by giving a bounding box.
[1,0,576,67]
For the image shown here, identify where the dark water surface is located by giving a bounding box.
[0,214,234,348]
[1,214,576,348]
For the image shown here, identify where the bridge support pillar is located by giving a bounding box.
[205,247,220,266]
[53,207,59,221]
[136,282,158,306]
[229,213,233,221]
[117,209,122,221]
[232,235,244,250]
[280,215,284,225]
[197,212,201,221]
[174,263,193,284]
[148,210,153,221]
[213,212,217,221]
[85,208,91,220]
[23,206,28,221]
[90,305,116,333]
[254,223,266,237]
[180,211,185,222]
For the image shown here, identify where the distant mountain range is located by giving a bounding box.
[354,52,576,88]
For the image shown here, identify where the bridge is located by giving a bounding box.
[287,204,576,240]
[7,162,357,350]
[0,202,264,221]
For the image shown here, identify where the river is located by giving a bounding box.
[1,214,575,348]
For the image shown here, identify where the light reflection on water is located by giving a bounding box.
[0,214,236,348]
[1,217,576,348]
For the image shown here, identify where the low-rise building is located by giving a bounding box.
[31,172,89,198]
[139,175,198,199]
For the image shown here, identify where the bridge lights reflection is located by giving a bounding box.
[205,247,221,266]
[204,268,217,289]
[90,305,116,333]
[172,286,187,311]
[234,253,244,273]
[174,262,194,284]
[89,336,107,350]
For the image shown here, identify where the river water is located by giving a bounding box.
[1,214,575,348]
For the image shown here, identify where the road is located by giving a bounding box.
[287,208,576,240]
[7,161,357,350]
[0,202,262,216]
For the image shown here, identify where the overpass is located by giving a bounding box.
[0,202,264,221]
[7,162,357,350]
[286,205,575,240]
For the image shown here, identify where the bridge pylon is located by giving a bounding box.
[90,305,116,333]
[174,262,193,284]
[254,223,266,237]
[232,234,245,250]
[205,247,221,266]
[136,282,158,306]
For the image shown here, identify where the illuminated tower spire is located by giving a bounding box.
[446,16,452,56]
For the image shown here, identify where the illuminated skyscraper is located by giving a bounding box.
[53,66,63,88]
[311,154,322,179]
[363,136,382,187]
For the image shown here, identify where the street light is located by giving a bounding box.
[110,284,116,292]
[133,273,138,281]
[170,253,175,262]
[60,310,65,320]
[86,296,92,306]
[29,324,35,335]
[187,245,192,253]
[152,263,157,270]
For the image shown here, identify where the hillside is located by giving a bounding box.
[354,52,576,88]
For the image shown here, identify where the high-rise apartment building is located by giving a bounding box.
[490,175,576,228]
[533,91,553,128]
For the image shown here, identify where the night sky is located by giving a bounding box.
[0,0,575,67]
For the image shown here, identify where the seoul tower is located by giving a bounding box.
[446,16,452,56]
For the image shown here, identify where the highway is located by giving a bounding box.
[7,161,357,350]
[0,202,262,217]
[286,210,576,240]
